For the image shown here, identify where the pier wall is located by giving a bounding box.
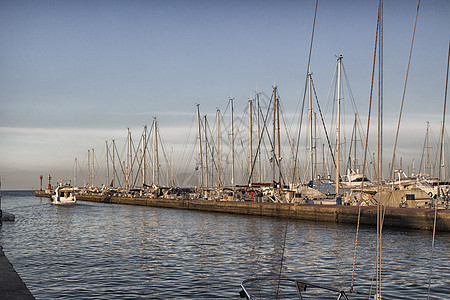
[67,193,450,231]
[34,191,450,231]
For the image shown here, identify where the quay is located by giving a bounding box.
[35,190,450,231]
[0,247,35,300]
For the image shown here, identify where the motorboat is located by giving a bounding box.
[52,182,77,204]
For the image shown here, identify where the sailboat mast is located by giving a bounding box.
[74,158,77,187]
[171,148,174,186]
[204,115,208,188]
[87,149,90,187]
[336,55,343,197]
[154,117,159,186]
[277,93,281,185]
[249,99,253,185]
[272,86,277,184]
[142,125,147,187]
[309,73,314,182]
[217,109,220,187]
[231,98,235,188]
[256,93,262,183]
[443,136,446,181]
[314,112,317,180]
[322,144,325,179]
[197,105,204,190]
[112,139,116,187]
[106,141,109,187]
[354,113,357,171]
[427,121,430,176]
[91,148,95,187]
[126,128,130,189]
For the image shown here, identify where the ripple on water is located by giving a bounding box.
[0,191,449,299]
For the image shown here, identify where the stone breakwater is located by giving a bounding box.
[35,190,450,231]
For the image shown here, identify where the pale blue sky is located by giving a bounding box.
[1,0,449,189]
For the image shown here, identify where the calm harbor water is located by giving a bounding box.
[0,190,449,299]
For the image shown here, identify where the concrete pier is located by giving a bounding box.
[74,194,450,231]
[0,248,35,300]
[34,190,450,231]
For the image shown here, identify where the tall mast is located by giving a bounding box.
[322,144,325,179]
[314,112,317,180]
[272,86,277,184]
[336,55,343,198]
[217,109,220,187]
[126,128,130,189]
[443,134,446,181]
[231,98,235,187]
[112,140,116,187]
[277,93,281,185]
[426,121,430,176]
[87,149,90,187]
[171,148,174,186]
[249,99,253,186]
[74,158,77,187]
[373,152,377,183]
[353,113,357,171]
[142,125,147,187]
[256,92,262,182]
[91,148,95,187]
[204,115,208,188]
[196,105,204,190]
[154,117,159,186]
[106,141,110,187]
[309,73,314,182]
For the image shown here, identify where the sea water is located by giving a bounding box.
[0,190,448,299]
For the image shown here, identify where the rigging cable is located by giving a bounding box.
[376,0,384,297]
[247,93,274,186]
[389,0,420,180]
[350,0,380,292]
[292,0,318,182]
[428,38,450,300]
[311,75,337,169]
[279,103,296,182]
[276,1,318,298]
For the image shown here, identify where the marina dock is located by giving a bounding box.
[35,190,450,231]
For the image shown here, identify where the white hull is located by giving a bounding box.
[51,196,76,205]
[52,185,77,205]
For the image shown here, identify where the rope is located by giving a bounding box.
[389,0,420,180]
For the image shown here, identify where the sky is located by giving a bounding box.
[1,0,449,190]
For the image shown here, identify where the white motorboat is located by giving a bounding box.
[52,182,77,204]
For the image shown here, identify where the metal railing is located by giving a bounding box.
[240,276,359,299]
